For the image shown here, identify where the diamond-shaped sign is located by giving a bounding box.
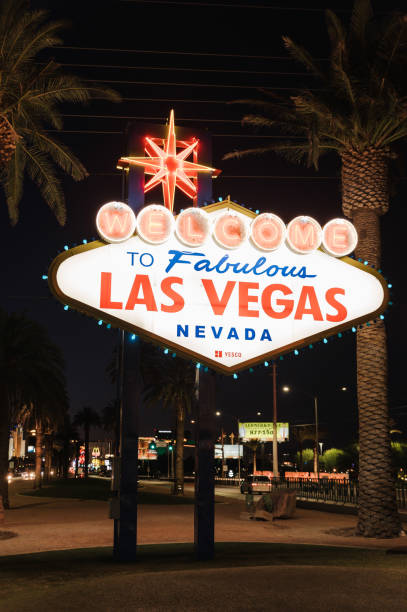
[49,200,388,374]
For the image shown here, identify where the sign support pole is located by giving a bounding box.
[113,336,140,561]
[194,367,216,560]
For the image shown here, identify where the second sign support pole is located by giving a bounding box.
[194,367,216,560]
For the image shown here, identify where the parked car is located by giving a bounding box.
[240,475,271,495]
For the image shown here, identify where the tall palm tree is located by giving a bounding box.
[0,308,67,504]
[0,0,119,225]
[73,406,101,479]
[245,439,260,473]
[142,345,196,495]
[224,0,405,538]
[19,398,66,489]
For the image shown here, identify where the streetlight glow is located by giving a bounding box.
[282,385,290,392]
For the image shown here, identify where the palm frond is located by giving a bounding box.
[21,142,66,225]
[28,130,88,181]
[282,36,324,79]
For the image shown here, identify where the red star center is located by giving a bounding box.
[118,110,220,211]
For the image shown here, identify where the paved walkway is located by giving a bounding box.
[1,480,407,556]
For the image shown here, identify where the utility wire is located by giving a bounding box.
[45,62,313,76]
[57,45,327,61]
[84,78,321,90]
[119,0,350,11]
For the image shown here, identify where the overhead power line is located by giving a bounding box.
[49,62,312,77]
[84,78,320,90]
[119,0,349,11]
[58,45,327,61]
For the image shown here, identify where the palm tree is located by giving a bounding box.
[224,0,405,538]
[0,309,67,504]
[0,0,119,225]
[245,439,260,473]
[73,406,101,479]
[291,425,316,471]
[19,399,66,489]
[142,345,196,495]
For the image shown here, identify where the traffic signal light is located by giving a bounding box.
[168,443,173,451]
[148,440,156,450]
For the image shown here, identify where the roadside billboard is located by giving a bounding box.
[239,422,289,442]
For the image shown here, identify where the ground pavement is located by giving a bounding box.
[2,479,407,556]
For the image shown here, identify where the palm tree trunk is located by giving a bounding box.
[75,441,79,478]
[84,425,89,479]
[342,149,401,537]
[253,448,257,473]
[0,385,10,509]
[44,433,52,482]
[174,404,185,495]
[34,424,43,489]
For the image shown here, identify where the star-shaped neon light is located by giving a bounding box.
[118,110,220,211]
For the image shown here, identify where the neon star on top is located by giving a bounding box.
[118,110,220,211]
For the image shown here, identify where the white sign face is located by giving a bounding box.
[215,444,243,459]
[49,201,388,374]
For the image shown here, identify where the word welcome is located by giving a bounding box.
[96,202,358,257]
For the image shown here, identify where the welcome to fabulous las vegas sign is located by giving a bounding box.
[48,197,389,374]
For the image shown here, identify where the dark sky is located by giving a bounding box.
[2,0,407,444]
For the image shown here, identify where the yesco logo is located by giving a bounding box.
[96,202,358,258]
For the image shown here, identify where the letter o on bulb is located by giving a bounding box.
[286,216,322,254]
[137,204,174,244]
[322,218,358,257]
[96,201,136,243]
[250,213,286,251]
[175,208,211,247]
[213,212,247,249]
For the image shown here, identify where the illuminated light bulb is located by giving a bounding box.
[196,362,201,369]
[164,348,169,354]
[42,275,48,280]
[249,368,254,373]
[137,204,174,244]
[352,327,356,332]
[279,356,284,360]
[98,320,103,325]
[213,211,248,250]
[218,197,222,202]
[364,261,368,265]
[380,315,384,320]
[388,284,392,288]
[83,239,87,244]
[264,361,269,367]
[64,245,69,251]
[107,324,111,329]
[64,305,69,311]
[338,333,342,338]
[255,210,260,215]
[131,334,136,341]
[172,353,176,357]
[204,366,209,372]
[389,301,393,305]
[309,344,313,349]
[233,373,238,379]
[294,350,299,355]
[251,213,285,252]
[322,218,358,257]
[323,338,328,344]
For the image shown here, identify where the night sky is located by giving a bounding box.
[2,0,407,445]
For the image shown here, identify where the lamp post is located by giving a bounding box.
[272,362,278,480]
